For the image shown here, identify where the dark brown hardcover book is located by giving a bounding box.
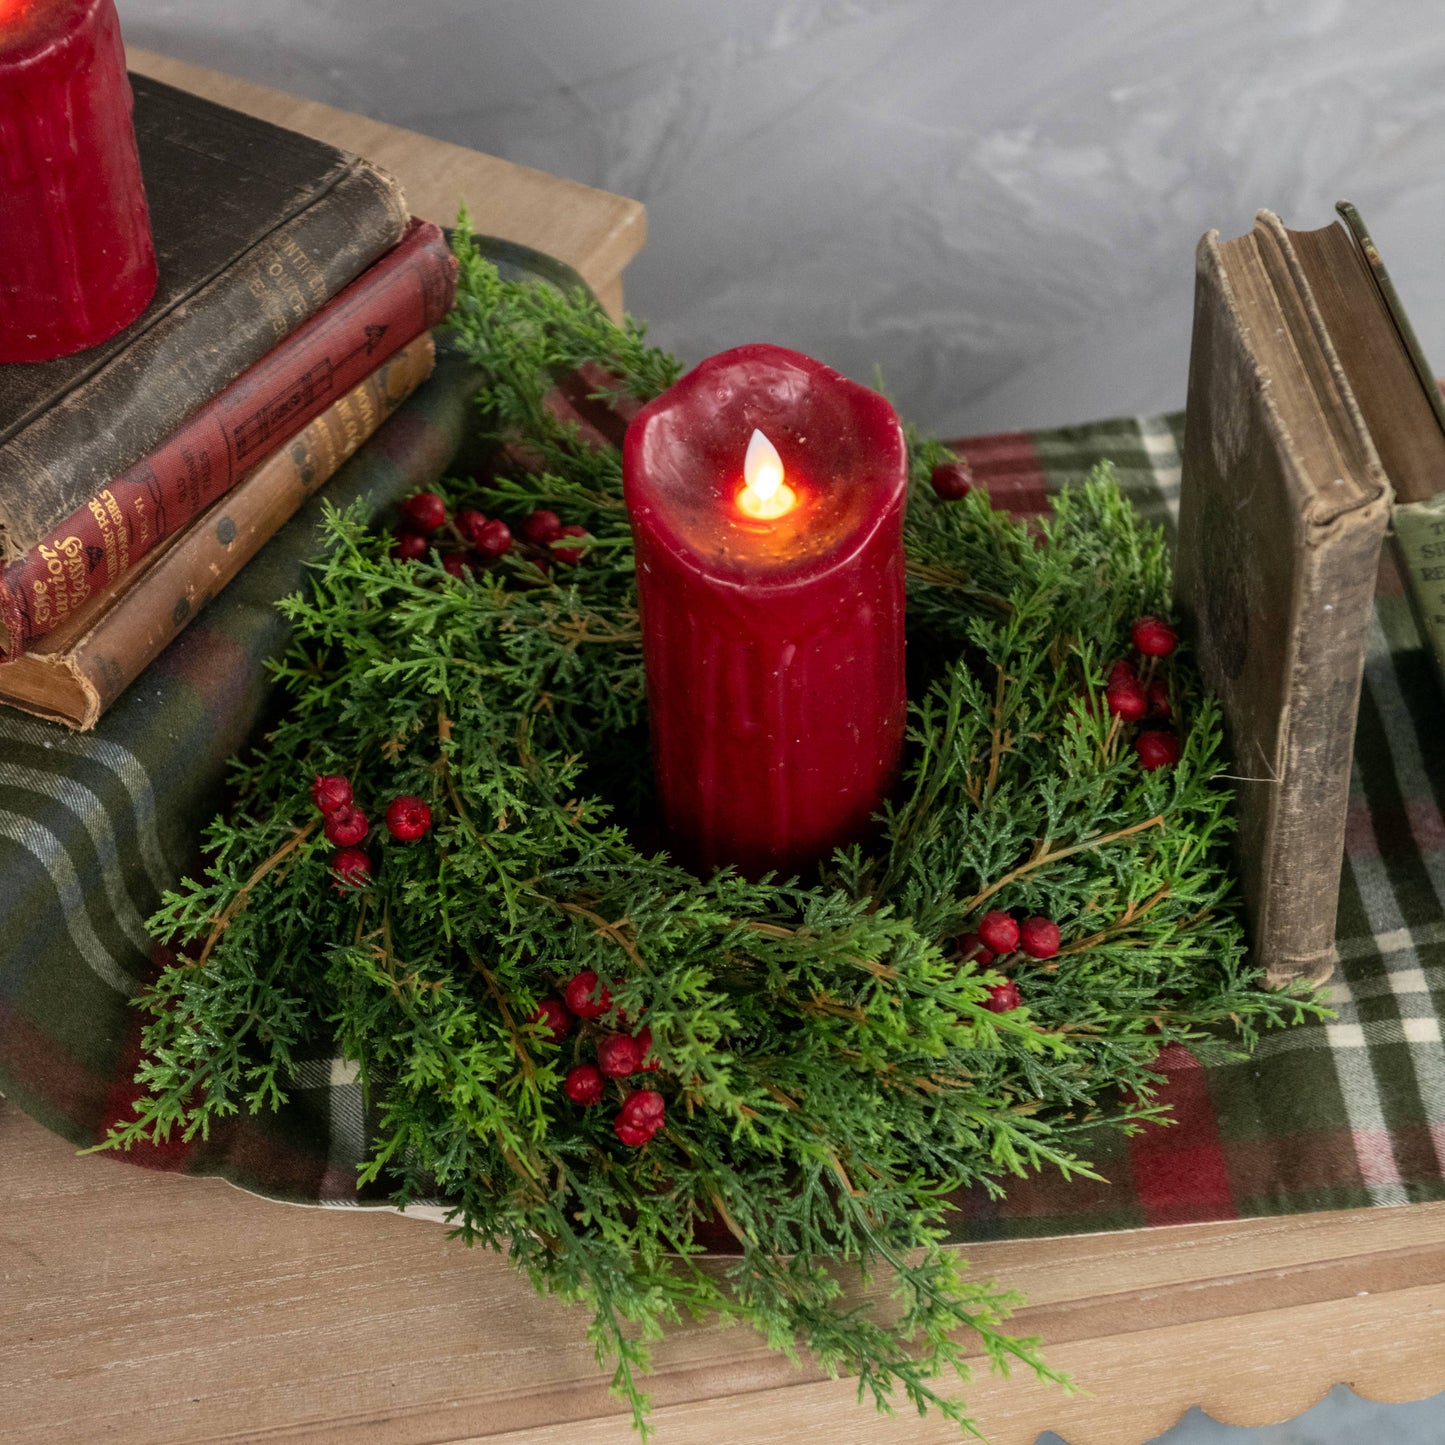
[0,73,409,562]
[1176,208,1398,985]
[0,336,436,730]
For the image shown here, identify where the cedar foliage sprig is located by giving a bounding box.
[106,226,1326,1440]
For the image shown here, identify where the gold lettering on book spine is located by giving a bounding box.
[104,490,129,575]
[130,491,151,548]
[31,534,89,627]
[86,492,129,583]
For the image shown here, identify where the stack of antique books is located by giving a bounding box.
[0,74,457,728]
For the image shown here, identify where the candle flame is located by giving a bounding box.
[738,429,796,520]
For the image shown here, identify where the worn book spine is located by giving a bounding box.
[0,153,408,560]
[1176,221,1390,986]
[0,219,457,660]
[1257,522,1389,979]
[0,336,436,730]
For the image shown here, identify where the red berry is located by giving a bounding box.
[391,530,429,561]
[1108,658,1136,687]
[522,509,563,544]
[532,999,572,1044]
[385,794,432,842]
[1147,678,1171,719]
[929,457,974,500]
[1020,916,1061,960]
[614,1089,665,1146]
[957,931,995,966]
[1131,615,1178,658]
[977,910,1020,955]
[1105,677,1148,721]
[474,518,512,559]
[620,1088,665,1125]
[597,1034,643,1078]
[441,552,476,579]
[564,1063,604,1105]
[310,773,351,814]
[1136,729,1182,770]
[552,524,589,565]
[402,491,447,533]
[456,509,489,545]
[984,980,1022,1013]
[564,970,613,1020]
[635,1025,659,1072]
[324,804,368,848]
[331,848,372,891]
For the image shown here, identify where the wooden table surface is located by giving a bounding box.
[8,1096,1445,1445]
[8,48,1445,1445]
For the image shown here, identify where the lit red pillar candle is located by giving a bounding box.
[0,0,157,362]
[623,343,908,878]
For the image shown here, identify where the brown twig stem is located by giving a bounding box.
[963,813,1166,915]
[195,817,320,967]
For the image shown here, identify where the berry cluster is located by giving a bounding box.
[1104,615,1182,771]
[391,490,591,579]
[530,969,664,1147]
[957,908,1062,1012]
[310,773,433,889]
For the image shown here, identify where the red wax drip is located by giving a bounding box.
[623,343,908,879]
[0,0,157,362]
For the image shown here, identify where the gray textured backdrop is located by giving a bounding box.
[116,0,1445,439]
[112,4,1445,1441]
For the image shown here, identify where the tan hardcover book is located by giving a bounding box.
[0,335,435,730]
[1175,207,1419,985]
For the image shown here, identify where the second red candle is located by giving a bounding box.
[0,0,156,361]
[623,343,908,879]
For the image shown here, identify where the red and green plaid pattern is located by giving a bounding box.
[944,414,1445,1239]
[5,365,1444,1235]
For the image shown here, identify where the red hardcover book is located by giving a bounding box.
[0,217,457,659]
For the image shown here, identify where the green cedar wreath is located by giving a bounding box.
[106,227,1325,1439]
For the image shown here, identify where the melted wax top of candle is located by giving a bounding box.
[0,0,88,62]
[624,344,906,589]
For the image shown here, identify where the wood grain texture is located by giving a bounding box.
[7,1098,1445,1445]
[124,48,645,319]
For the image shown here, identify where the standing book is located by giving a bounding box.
[1174,205,1428,985]
[1328,203,1445,695]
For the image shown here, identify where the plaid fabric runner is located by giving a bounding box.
[6,378,1445,1234]
[945,415,1445,1238]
